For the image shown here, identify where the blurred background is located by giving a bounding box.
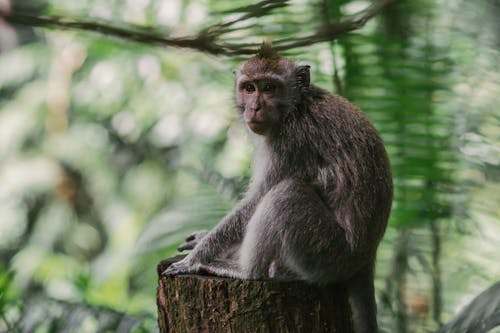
[0,0,499,332]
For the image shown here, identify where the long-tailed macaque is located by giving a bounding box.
[164,42,393,333]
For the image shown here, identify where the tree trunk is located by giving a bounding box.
[157,256,354,333]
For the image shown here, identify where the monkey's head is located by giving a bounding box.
[234,42,310,135]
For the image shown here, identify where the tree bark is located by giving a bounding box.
[157,256,354,333]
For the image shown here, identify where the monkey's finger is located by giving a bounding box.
[163,264,182,276]
[178,241,196,252]
[185,230,208,242]
[162,264,176,275]
[185,234,196,242]
[162,267,174,275]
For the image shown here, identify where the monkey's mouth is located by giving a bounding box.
[247,121,267,134]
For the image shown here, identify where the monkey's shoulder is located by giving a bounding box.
[304,85,376,132]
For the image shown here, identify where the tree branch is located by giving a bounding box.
[1,0,397,55]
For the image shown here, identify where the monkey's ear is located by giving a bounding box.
[296,65,310,90]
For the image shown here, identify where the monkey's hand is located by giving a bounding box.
[162,255,200,276]
[177,230,208,251]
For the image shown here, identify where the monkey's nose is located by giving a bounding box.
[252,103,262,112]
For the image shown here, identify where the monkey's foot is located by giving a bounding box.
[162,258,199,276]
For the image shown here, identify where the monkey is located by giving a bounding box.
[163,42,393,333]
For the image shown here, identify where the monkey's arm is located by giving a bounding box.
[163,197,257,275]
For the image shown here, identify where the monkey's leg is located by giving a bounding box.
[197,260,246,279]
[238,179,378,331]
[174,179,318,280]
[237,178,343,280]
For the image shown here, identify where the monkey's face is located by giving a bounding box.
[235,76,287,135]
[234,54,310,136]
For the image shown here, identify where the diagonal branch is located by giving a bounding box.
[1,0,397,55]
[1,12,227,54]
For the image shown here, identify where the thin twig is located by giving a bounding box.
[331,41,344,96]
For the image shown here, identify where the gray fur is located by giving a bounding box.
[164,47,393,333]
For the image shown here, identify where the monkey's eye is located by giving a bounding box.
[262,82,276,93]
[244,83,255,93]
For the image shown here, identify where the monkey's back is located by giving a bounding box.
[276,85,393,251]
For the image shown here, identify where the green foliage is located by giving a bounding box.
[0,267,19,331]
[17,296,154,333]
[0,0,499,332]
[437,282,500,333]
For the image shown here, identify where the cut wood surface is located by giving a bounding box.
[157,256,354,333]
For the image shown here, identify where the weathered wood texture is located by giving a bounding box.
[157,257,354,333]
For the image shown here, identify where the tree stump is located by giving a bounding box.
[157,256,354,333]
